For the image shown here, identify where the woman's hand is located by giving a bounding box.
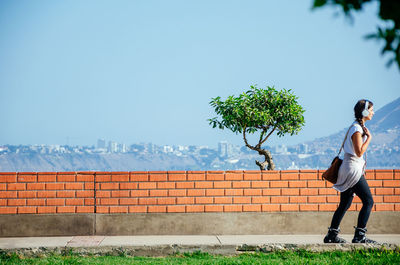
[364,127,372,139]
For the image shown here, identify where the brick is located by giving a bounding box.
[233,197,251,204]
[111,174,130,182]
[214,197,232,204]
[206,189,224,196]
[0,184,6,190]
[252,197,270,204]
[206,172,225,181]
[96,174,111,182]
[319,204,337,211]
[168,174,186,181]
[0,191,17,198]
[319,188,338,195]
[224,205,242,212]
[270,181,288,188]
[75,190,94,198]
[27,199,45,206]
[65,183,84,190]
[27,183,45,190]
[327,196,340,203]
[46,198,64,206]
[57,174,75,182]
[262,189,280,196]
[85,182,94,190]
[120,183,138,190]
[17,174,36,182]
[38,174,56,182]
[95,191,110,198]
[289,196,307,203]
[187,173,205,181]
[186,205,204,212]
[148,206,167,213]
[300,204,319,211]
[187,189,205,196]
[138,182,156,189]
[395,170,400,179]
[383,196,400,203]
[18,206,37,214]
[167,205,185,213]
[176,182,194,189]
[244,173,261,180]
[375,188,394,195]
[281,204,299,211]
[383,180,400,187]
[225,189,243,196]
[37,206,56,214]
[262,171,280,180]
[196,197,213,204]
[300,189,318,196]
[37,191,56,198]
[101,183,120,190]
[262,204,280,212]
[375,204,394,211]
[85,198,94,205]
[225,173,243,180]
[75,174,94,182]
[99,198,119,205]
[131,190,149,197]
[46,183,64,190]
[214,181,231,189]
[111,190,130,197]
[138,198,157,205]
[149,174,167,182]
[66,198,84,205]
[108,206,128,213]
[281,172,298,180]
[157,197,177,205]
[281,188,299,196]
[0,207,17,214]
[168,189,186,196]
[243,204,262,212]
[150,190,168,197]
[367,180,383,187]
[308,180,325,188]
[131,173,148,182]
[96,206,110,213]
[252,181,269,188]
[373,195,383,203]
[18,191,37,198]
[0,174,17,183]
[195,181,213,188]
[375,170,394,180]
[396,188,400,195]
[57,206,75,213]
[232,181,250,188]
[176,197,195,204]
[157,182,175,189]
[299,173,318,180]
[288,181,306,188]
[395,204,400,211]
[308,196,327,203]
[7,183,26,190]
[129,206,147,213]
[244,189,262,196]
[365,170,375,180]
[205,205,223,212]
[270,196,289,204]
[8,199,26,206]
[76,206,94,213]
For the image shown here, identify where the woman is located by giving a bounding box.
[324,99,377,244]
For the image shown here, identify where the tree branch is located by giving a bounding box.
[242,127,257,151]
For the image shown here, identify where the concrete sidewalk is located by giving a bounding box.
[1,235,400,256]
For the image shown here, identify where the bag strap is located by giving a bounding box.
[338,125,352,156]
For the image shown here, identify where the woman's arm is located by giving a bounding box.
[352,127,372,157]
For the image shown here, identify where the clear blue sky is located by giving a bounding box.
[1,0,399,148]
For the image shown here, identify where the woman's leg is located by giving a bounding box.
[330,188,354,229]
[352,175,374,228]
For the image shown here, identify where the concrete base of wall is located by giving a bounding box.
[1,212,399,237]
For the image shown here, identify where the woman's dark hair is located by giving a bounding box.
[354,99,373,135]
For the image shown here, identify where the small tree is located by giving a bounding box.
[208,85,305,170]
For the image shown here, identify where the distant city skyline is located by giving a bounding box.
[1,1,399,148]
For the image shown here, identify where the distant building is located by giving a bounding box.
[97,139,106,149]
[108,141,118,153]
[299,143,308,154]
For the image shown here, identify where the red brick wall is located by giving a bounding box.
[1,170,399,214]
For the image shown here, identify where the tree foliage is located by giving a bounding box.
[208,85,305,170]
[312,0,400,71]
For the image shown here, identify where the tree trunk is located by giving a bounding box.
[255,148,275,170]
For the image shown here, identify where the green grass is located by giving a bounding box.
[1,249,400,265]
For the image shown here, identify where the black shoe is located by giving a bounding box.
[324,227,347,243]
[352,227,378,244]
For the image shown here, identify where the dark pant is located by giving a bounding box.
[330,175,374,229]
